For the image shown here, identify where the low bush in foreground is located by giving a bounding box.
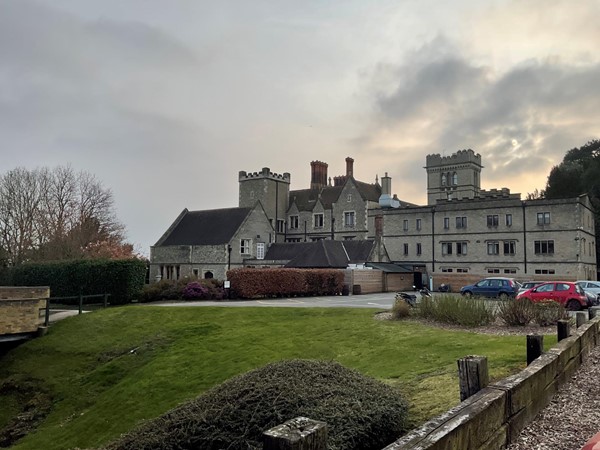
[417,295,494,327]
[391,298,412,320]
[104,359,409,450]
[497,298,569,326]
[138,278,224,302]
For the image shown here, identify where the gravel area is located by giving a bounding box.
[507,342,600,450]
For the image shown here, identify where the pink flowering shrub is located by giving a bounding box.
[182,282,210,300]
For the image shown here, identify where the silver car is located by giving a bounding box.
[575,281,600,306]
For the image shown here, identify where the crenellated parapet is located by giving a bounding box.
[426,149,483,169]
[239,167,291,183]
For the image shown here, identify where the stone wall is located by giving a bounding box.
[384,316,600,449]
[0,287,49,335]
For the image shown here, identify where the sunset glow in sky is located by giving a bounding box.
[2,0,599,254]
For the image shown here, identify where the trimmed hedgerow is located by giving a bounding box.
[103,359,409,450]
[5,259,146,305]
[227,268,344,298]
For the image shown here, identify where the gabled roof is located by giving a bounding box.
[156,207,253,246]
[288,186,344,211]
[263,240,375,268]
[354,180,382,202]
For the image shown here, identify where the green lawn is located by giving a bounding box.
[0,306,556,450]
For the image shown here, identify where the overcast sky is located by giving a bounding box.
[2,0,599,255]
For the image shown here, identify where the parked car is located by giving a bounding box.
[516,281,588,311]
[518,281,543,295]
[575,281,600,306]
[460,277,521,299]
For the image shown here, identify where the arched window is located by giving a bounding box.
[452,172,458,185]
[441,173,447,186]
[204,271,214,279]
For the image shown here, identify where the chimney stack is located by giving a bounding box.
[382,172,392,196]
[310,161,328,189]
[345,157,354,177]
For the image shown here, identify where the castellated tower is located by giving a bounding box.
[425,149,482,205]
[239,167,291,240]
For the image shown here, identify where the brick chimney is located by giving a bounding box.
[345,157,354,177]
[310,161,328,189]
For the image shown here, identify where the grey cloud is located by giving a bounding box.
[369,39,600,188]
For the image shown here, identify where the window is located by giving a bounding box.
[163,265,181,280]
[277,219,285,233]
[534,240,554,255]
[403,219,409,231]
[403,243,408,255]
[456,241,467,255]
[503,241,516,255]
[487,215,499,227]
[289,215,299,229]
[504,269,517,274]
[441,268,453,273]
[441,173,447,186]
[452,172,458,185]
[456,268,469,273]
[505,214,512,226]
[241,239,251,255]
[416,243,422,255]
[344,211,355,227]
[441,242,452,255]
[416,218,422,230]
[286,238,301,243]
[537,212,551,225]
[314,213,324,228]
[535,269,556,275]
[343,236,355,240]
[487,268,500,274]
[192,268,199,278]
[456,217,467,228]
[443,217,450,229]
[256,243,265,260]
[487,241,500,255]
[347,193,352,202]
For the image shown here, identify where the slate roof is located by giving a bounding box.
[157,207,253,246]
[263,240,375,268]
[366,262,414,273]
[288,186,344,211]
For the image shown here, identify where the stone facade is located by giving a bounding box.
[150,204,274,281]
[426,149,483,204]
[369,192,596,283]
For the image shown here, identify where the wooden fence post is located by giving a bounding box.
[557,320,570,342]
[78,293,83,315]
[527,335,543,365]
[576,311,587,328]
[44,298,51,327]
[457,355,488,401]
[103,293,108,308]
[263,417,327,450]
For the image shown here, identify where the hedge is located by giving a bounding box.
[226,268,344,298]
[3,259,147,305]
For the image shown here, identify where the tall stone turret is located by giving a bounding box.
[239,167,291,241]
[425,149,483,205]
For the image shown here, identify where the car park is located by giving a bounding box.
[460,277,521,299]
[516,281,588,311]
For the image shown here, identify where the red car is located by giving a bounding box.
[516,281,588,311]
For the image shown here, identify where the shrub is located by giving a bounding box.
[497,298,536,326]
[182,282,209,300]
[103,359,409,450]
[416,295,494,327]
[391,298,411,320]
[532,300,569,326]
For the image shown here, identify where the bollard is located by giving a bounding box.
[527,335,543,365]
[263,417,327,450]
[557,320,570,342]
[576,311,587,328]
[457,355,488,401]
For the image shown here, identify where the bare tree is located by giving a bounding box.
[0,166,132,265]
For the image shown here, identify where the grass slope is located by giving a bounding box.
[0,306,555,450]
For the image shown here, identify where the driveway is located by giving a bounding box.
[150,292,400,309]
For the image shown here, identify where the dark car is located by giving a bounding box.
[460,277,520,299]
[516,281,588,311]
